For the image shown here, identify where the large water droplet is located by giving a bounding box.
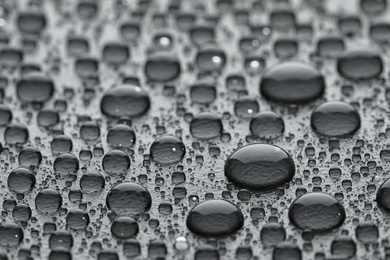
[150,135,186,164]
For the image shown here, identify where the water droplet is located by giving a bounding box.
[261,223,286,246]
[150,135,185,165]
[49,230,73,250]
[102,42,130,65]
[0,223,23,246]
[144,54,180,82]
[273,242,301,260]
[80,172,105,193]
[289,192,346,232]
[77,0,98,19]
[337,48,383,80]
[186,199,244,237]
[51,135,73,155]
[195,246,219,260]
[12,204,31,223]
[331,236,356,258]
[4,123,29,145]
[18,147,42,167]
[317,36,345,57]
[376,178,390,210]
[7,168,36,194]
[311,101,360,137]
[100,85,150,117]
[106,182,152,215]
[274,38,298,58]
[111,217,139,239]
[102,150,130,174]
[174,236,189,251]
[196,45,226,73]
[67,36,89,56]
[107,124,136,148]
[75,57,98,77]
[361,0,387,15]
[190,81,216,104]
[0,104,11,126]
[270,9,296,31]
[190,26,214,46]
[37,109,59,128]
[356,222,378,243]
[225,144,295,189]
[250,111,284,139]
[17,11,46,34]
[370,22,390,43]
[234,97,259,118]
[120,22,140,42]
[35,189,63,214]
[190,112,223,139]
[66,209,90,230]
[16,72,54,103]
[54,153,79,175]
[80,122,100,141]
[260,61,325,104]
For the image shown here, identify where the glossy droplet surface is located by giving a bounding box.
[17,11,46,34]
[53,153,79,175]
[35,189,63,214]
[311,101,360,137]
[80,172,105,193]
[190,112,223,139]
[107,124,136,148]
[260,61,325,104]
[289,192,346,232]
[225,144,295,189]
[16,72,54,103]
[376,178,390,210]
[102,42,130,65]
[49,231,73,250]
[4,123,29,145]
[273,242,301,260]
[0,223,23,246]
[331,236,356,258]
[102,150,130,174]
[100,85,150,117]
[250,112,284,139]
[186,200,244,237]
[355,222,378,243]
[106,182,152,215]
[144,54,180,82]
[18,147,42,167]
[196,45,226,73]
[7,168,36,194]
[261,223,286,246]
[66,209,90,230]
[111,217,139,239]
[150,135,186,164]
[337,48,383,80]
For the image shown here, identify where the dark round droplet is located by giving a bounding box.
[234,97,259,118]
[102,42,130,65]
[49,251,72,260]
[150,135,186,164]
[75,57,98,77]
[35,189,63,214]
[370,22,390,43]
[190,82,216,105]
[7,168,36,194]
[102,150,130,174]
[67,36,89,56]
[0,105,12,126]
[190,112,223,139]
[273,242,301,260]
[17,11,46,34]
[376,178,390,210]
[270,9,296,31]
[98,251,118,260]
[317,36,345,58]
[250,112,284,139]
[54,153,79,175]
[338,16,361,36]
[361,0,387,15]
[196,45,226,73]
[100,85,150,117]
[144,54,181,82]
[331,236,356,258]
[20,62,41,75]
[289,192,346,232]
[195,246,219,260]
[311,101,360,137]
[111,217,139,239]
[37,109,59,128]
[224,144,295,190]
[49,230,73,250]
[337,48,383,80]
[12,204,31,223]
[106,182,152,215]
[80,122,100,141]
[186,199,244,237]
[260,61,325,104]
[120,22,140,42]
[107,124,136,148]
[18,147,42,167]
[0,48,23,68]
[274,38,298,59]
[4,123,29,145]
[190,26,215,46]
[356,222,379,243]
[0,223,23,246]
[66,209,90,230]
[239,36,260,53]
[77,0,98,19]
[51,135,73,155]
[80,172,105,193]
[153,33,172,49]
[261,223,286,246]
[16,72,55,103]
